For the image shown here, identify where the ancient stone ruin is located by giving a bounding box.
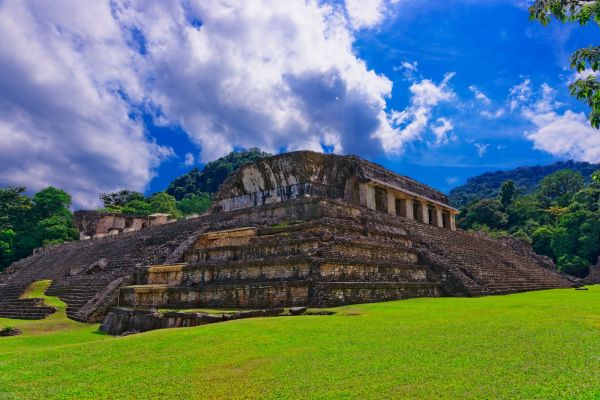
[0,151,575,325]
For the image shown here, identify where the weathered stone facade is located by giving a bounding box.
[0,151,576,323]
[74,211,176,240]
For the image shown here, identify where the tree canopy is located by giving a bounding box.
[0,186,78,271]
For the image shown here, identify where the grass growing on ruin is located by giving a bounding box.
[0,280,108,353]
[1,287,599,399]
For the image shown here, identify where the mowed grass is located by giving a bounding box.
[0,286,599,399]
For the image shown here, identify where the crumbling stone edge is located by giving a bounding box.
[100,306,316,336]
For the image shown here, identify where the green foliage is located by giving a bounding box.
[506,195,549,229]
[457,199,508,230]
[166,148,271,200]
[532,226,554,258]
[578,213,600,261]
[0,187,77,270]
[557,254,590,277]
[149,192,181,218]
[121,200,151,216]
[448,160,598,208]
[498,180,517,208]
[536,169,585,206]
[177,194,212,216]
[99,190,145,209]
[459,168,600,276]
[530,0,600,128]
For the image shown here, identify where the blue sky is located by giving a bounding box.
[0,0,598,207]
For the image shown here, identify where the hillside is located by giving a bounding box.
[166,148,271,200]
[449,160,600,208]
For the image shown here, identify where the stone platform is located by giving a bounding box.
[0,151,577,322]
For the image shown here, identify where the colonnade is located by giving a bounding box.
[358,182,457,230]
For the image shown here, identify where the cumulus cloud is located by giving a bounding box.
[511,81,600,163]
[0,0,455,207]
[0,0,412,207]
[344,0,399,30]
[0,1,172,208]
[115,0,407,161]
[376,73,456,153]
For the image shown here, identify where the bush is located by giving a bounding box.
[557,254,590,278]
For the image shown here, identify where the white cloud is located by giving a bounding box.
[518,82,600,163]
[116,0,404,161]
[468,85,491,105]
[480,108,505,119]
[430,117,456,146]
[344,0,389,30]
[509,78,532,110]
[375,72,456,153]
[0,1,172,208]
[394,60,419,80]
[183,152,195,167]
[474,143,489,157]
[0,0,410,206]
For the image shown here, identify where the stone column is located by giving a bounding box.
[420,201,429,224]
[386,192,396,215]
[450,214,456,231]
[435,207,444,228]
[405,198,414,220]
[359,183,376,210]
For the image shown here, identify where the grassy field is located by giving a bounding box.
[0,285,598,399]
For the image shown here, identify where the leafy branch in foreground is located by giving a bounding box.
[530,0,600,127]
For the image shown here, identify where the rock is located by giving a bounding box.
[0,327,22,337]
[289,306,307,315]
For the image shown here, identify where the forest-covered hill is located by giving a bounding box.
[166,148,271,200]
[449,160,600,208]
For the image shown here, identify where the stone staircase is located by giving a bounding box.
[369,210,574,296]
[1,196,577,321]
[118,217,440,309]
[0,215,208,321]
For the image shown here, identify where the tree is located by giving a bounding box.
[121,200,151,216]
[532,226,554,258]
[177,194,212,216]
[0,187,31,231]
[457,199,508,230]
[536,169,585,206]
[30,188,78,246]
[557,254,590,278]
[32,187,73,220]
[99,190,145,209]
[578,213,600,262]
[499,180,517,208]
[530,0,600,127]
[34,210,78,246]
[149,192,181,218]
[166,148,271,200]
[507,194,549,227]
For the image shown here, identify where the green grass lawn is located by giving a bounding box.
[0,286,599,399]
